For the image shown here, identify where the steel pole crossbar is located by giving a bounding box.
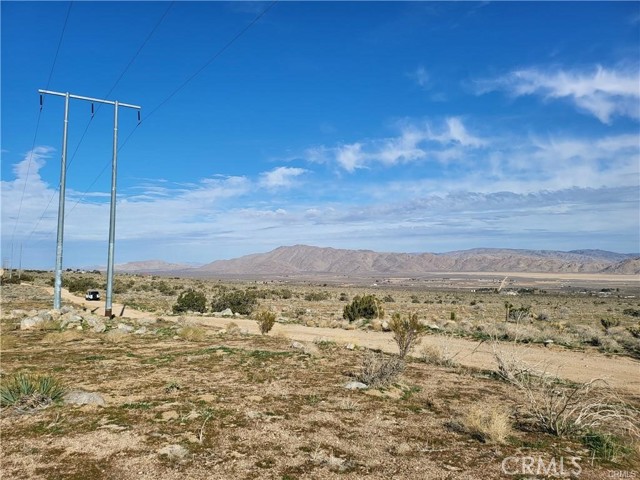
[39,90,141,315]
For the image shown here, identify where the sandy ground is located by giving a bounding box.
[53,286,640,395]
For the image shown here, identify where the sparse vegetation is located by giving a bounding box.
[389,312,424,358]
[211,289,257,315]
[173,289,207,314]
[254,309,277,335]
[353,351,404,387]
[343,294,384,322]
[461,404,512,444]
[0,373,65,411]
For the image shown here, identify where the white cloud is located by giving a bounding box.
[305,117,488,172]
[259,166,307,189]
[477,65,640,123]
[410,65,430,88]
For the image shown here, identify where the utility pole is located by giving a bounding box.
[39,90,140,313]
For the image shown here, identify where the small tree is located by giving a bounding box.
[254,309,277,335]
[389,312,424,358]
[343,294,384,322]
[173,289,207,314]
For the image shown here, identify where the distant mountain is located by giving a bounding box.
[600,258,640,275]
[194,245,639,276]
[114,260,199,273]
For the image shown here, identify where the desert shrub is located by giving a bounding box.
[600,318,620,331]
[410,295,420,304]
[1,373,65,411]
[389,312,425,358]
[0,275,22,285]
[581,431,631,462]
[354,352,404,387]
[421,342,459,367]
[382,294,395,303]
[211,289,257,315]
[155,280,173,295]
[493,347,639,438]
[304,291,331,301]
[627,324,640,339]
[178,325,206,341]
[339,293,349,302]
[254,309,276,335]
[343,294,384,322]
[173,289,207,314]
[508,305,531,323]
[63,276,101,294]
[462,404,512,444]
[623,308,640,318]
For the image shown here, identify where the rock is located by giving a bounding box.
[345,343,355,350]
[60,313,83,329]
[136,317,157,326]
[371,319,383,331]
[220,308,233,316]
[85,316,106,333]
[20,317,43,330]
[428,324,441,331]
[11,309,27,318]
[344,381,368,390]
[134,327,147,335]
[381,320,390,331]
[290,341,320,356]
[37,310,53,322]
[544,339,554,347]
[64,390,106,406]
[60,306,74,314]
[117,323,134,333]
[157,444,189,461]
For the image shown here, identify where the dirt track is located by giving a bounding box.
[54,287,640,395]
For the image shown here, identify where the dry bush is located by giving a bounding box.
[462,404,512,444]
[254,309,276,335]
[420,343,459,367]
[103,330,130,344]
[493,346,640,438]
[354,352,405,388]
[389,312,424,358]
[225,322,241,335]
[178,325,206,342]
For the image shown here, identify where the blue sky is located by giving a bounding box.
[2,1,639,269]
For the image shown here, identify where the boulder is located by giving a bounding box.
[381,320,391,331]
[64,390,106,406]
[85,315,106,333]
[117,323,134,333]
[20,317,44,330]
[220,308,233,317]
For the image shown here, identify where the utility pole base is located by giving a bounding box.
[104,308,112,318]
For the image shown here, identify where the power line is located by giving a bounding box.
[10,1,73,253]
[23,1,175,247]
[64,1,279,219]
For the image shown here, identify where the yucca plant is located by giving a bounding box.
[0,373,65,412]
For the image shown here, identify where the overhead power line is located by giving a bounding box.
[10,1,73,253]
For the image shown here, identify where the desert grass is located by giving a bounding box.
[461,404,512,444]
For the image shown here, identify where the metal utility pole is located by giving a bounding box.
[39,90,140,313]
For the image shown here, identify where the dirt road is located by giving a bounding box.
[53,287,640,395]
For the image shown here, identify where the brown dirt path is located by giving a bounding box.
[53,286,640,395]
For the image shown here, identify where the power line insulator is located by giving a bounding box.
[40,94,43,110]
[91,103,94,118]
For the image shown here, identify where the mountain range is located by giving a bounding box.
[113,245,640,276]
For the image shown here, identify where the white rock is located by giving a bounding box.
[344,381,368,390]
[381,320,391,331]
[64,390,106,406]
[345,343,355,350]
[220,308,233,316]
[117,323,134,333]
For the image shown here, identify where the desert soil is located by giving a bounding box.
[55,286,640,396]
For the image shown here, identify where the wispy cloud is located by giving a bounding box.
[409,65,430,88]
[259,166,307,189]
[306,117,487,172]
[476,65,640,123]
